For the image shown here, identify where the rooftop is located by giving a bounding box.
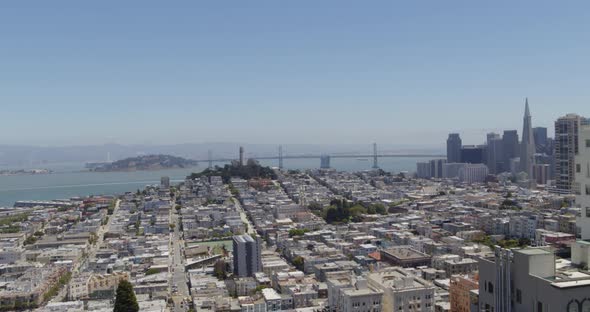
[382,246,430,260]
[368,268,433,290]
[262,288,282,301]
[516,248,552,256]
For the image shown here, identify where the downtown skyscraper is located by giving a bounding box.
[502,130,520,171]
[487,132,503,174]
[520,99,536,179]
[447,133,462,163]
[533,127,548,150]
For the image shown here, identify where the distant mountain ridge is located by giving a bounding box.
[92,154,197,172]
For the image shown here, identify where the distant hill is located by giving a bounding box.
[92,154,197,172]
[188,161,277,184]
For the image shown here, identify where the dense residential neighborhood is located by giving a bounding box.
[1,146,590,312]
[1,101,590,312]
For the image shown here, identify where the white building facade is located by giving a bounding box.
[458,164,488,184]
[367,268,435,312]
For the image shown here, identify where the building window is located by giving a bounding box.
[577,164,582,173]
[516,289,522,304]
[567,301,579,312]
[586,139,590,148]
[537,301,543,312]
[488,282,494,294]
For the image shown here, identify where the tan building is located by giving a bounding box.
[449,274,478,312]
[69,272,129,300]
[69,273,92,300]
[88,272,129,297]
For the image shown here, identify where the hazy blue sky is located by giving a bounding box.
[1,1,589,147]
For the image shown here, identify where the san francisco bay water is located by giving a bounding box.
[0,157,422,207]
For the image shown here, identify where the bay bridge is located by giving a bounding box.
[196,143,445,169]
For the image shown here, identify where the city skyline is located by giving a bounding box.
[4,3,590,312]
[2,2,590,146]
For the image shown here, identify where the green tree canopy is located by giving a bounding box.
[145,268,160,275]
[288,228,309,237]
[213,260,227,280]
[188,163,277,184]
[292,256,304,271]
[114,280,139,312]
[320,199,390,223]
